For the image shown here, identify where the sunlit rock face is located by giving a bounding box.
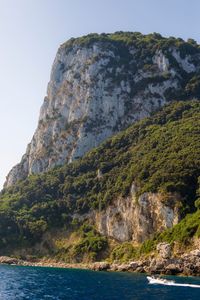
[71,183,180,243]
[95,183,180,242]
[4,33,200,187]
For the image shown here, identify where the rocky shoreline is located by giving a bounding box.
[0,250,200,277]
[0,242,199,276]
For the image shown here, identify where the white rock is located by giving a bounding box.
[94,183,180,242]
[172,49,196,73]
[153,50,169,72]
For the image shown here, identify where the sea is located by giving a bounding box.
[0,265,200,299]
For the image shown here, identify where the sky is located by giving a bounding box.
[0,0,200,189]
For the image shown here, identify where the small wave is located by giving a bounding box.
[147,277,200,288]
[165,282,200,288]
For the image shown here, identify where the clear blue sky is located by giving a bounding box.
[0,0,200,189]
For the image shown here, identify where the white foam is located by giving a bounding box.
[147,276,200,288]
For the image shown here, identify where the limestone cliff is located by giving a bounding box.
[95,193,180,243]
[73,183,180,243]
[5,32,200,187]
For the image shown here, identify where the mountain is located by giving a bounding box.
[4,32,200,188]
[1,100,200,262]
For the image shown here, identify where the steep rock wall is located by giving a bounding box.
[5,34,200,187]
[94,184,180,242]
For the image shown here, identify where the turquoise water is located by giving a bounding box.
[0,265,200,299]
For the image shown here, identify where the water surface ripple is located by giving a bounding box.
[0,265,200,299]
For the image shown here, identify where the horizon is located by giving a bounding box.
[1,0,200,189]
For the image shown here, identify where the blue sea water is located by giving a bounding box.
[0,265,200,299]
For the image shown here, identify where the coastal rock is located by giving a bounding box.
[128,261,139,271]
[146,257,173,274]
[135,266,145,273]
[1,254,200,276]
[110,264,119,272]
[0,256,20,265]
[157,242,172,259]
[116,264,130,272]
[91,262,110,271]
[165,263,183,275]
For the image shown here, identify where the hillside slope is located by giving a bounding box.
[1,100,200,261]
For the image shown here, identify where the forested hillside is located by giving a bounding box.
[1,100,200,261]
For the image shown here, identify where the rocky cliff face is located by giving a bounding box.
[5,33,200,187]
[95,183,180,242]
[71,183,180,243]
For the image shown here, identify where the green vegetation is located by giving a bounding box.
[55,224,108,263]
[185,75,200,97]
[72,224,107,262]
[110,242,137,262]
[136,208,200,258]
[61,32,200,100]
[109,208,200,262]
[62,32,200,58]
[1,100,200,255]
[136,194,200,258]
